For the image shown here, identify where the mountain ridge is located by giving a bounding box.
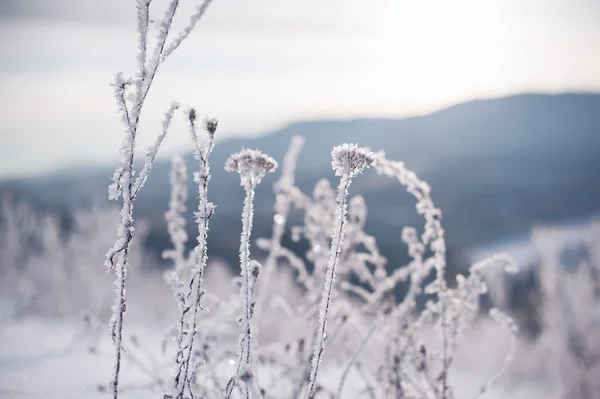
[4,91,599,183]
[2,92,599,270]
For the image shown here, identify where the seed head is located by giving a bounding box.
[331,143,376,177]
[205,118,218,137]
[225,148,278,188]
[188,108,197,124]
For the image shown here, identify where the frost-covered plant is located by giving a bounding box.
[163,152,193,398]
[163,144,263,399]
[512,224,600,399]
[247,142,518,399]
[225,149,278,398]
[168,112,218,399]
[91,2,520,398]
[0,196,54,321]
[0,197,148,322]
[163,154,190,279]
[307,144,376,398]
[105,1,215,397]
[329,154,518,399]
[90,135,517,399]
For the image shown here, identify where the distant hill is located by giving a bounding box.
[2,93,599,270]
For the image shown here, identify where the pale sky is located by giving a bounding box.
[1,0,599,178]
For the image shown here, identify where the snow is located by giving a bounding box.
[0,316,546,399]
[0,319,161,398]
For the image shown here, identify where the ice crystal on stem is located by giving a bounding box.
[170,110,218,399]
[225,149,277,399]
[306,144,375,399]
[105,0,215,397]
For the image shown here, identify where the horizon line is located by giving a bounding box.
[2,89,598,181]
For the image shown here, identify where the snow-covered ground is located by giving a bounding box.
[0,318,169,399]
[0,315,548,399]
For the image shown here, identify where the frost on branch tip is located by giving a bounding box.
[331,143,376,177]
[108,167,124,201]
[188,108,197,124]
[188,108,218,138]
[205,118,218,137]
[225,149,278,188]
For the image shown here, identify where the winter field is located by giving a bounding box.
[0,311,546,399]
[2,1,600,399]
[1,140,599,399]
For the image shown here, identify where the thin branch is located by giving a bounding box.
[132,102,180,198]
[161,0,215,62]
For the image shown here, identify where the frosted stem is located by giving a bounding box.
[306,175,351,399]
[225,149,278,398]
[306,144,375,398]
[172,115,217,399]
[106,1,215,397]
[240,184,260,396]
[133,102,180,198]
[108,125,136,399]
[161,0,215,62]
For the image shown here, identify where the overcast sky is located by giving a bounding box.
[1,0,599,178]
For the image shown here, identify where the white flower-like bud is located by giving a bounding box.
[331,143,376,177]
[225,148,278,188]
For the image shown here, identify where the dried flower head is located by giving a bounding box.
[188,108,197,123]
[205,118,218,137]
[225,148,278,187]
[331,143,376,177]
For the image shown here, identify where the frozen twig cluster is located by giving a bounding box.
[0,197,147,324]
[100,3,522,398]
[169,114,218,399]
[105,1,215,397]
[516,224,600,399]
[202,139,516,399]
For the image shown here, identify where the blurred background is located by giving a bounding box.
[0,0,599,397]
[1,0,599,268]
